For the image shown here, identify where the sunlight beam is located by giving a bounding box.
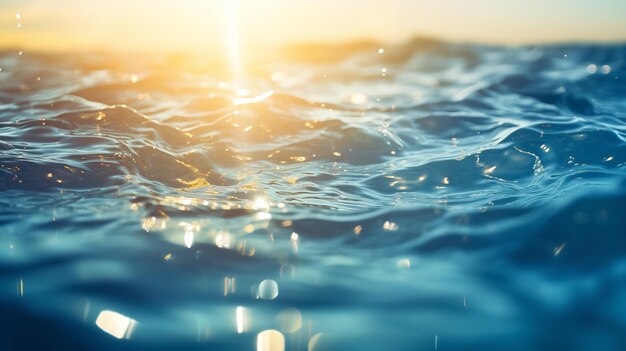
[223,0,244,87]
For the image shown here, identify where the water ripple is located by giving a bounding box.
[1,40,625,350]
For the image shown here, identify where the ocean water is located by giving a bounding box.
[1,40,626,350]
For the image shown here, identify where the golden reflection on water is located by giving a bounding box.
[233,90,274,106]
[354,225,363,235]
[252,197,270,211]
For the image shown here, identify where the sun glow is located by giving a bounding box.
[3,0,626,55]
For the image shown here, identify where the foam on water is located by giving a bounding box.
[1,40,626,350]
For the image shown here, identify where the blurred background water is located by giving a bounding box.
[1,39,626,350]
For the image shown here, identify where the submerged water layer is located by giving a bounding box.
[1,40,626,350]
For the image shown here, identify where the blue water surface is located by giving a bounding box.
[1,40,626,350]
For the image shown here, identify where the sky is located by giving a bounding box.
[1,0,626,53]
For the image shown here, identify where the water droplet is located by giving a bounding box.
[257,330,284,351]
[586,64,597,74]
[383,221,399,231]
[95,310,137,339]
[215,231,231,248]
[290,232,299,253]
[308,333,324,351]
[397,258,411,269]
[553,242,566,256]
[258,279,279,300]
[279,264,295,278]
[236,306,248,333]
[184,231,194,248]
[276,308,302,333]
[483,166,496,175]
